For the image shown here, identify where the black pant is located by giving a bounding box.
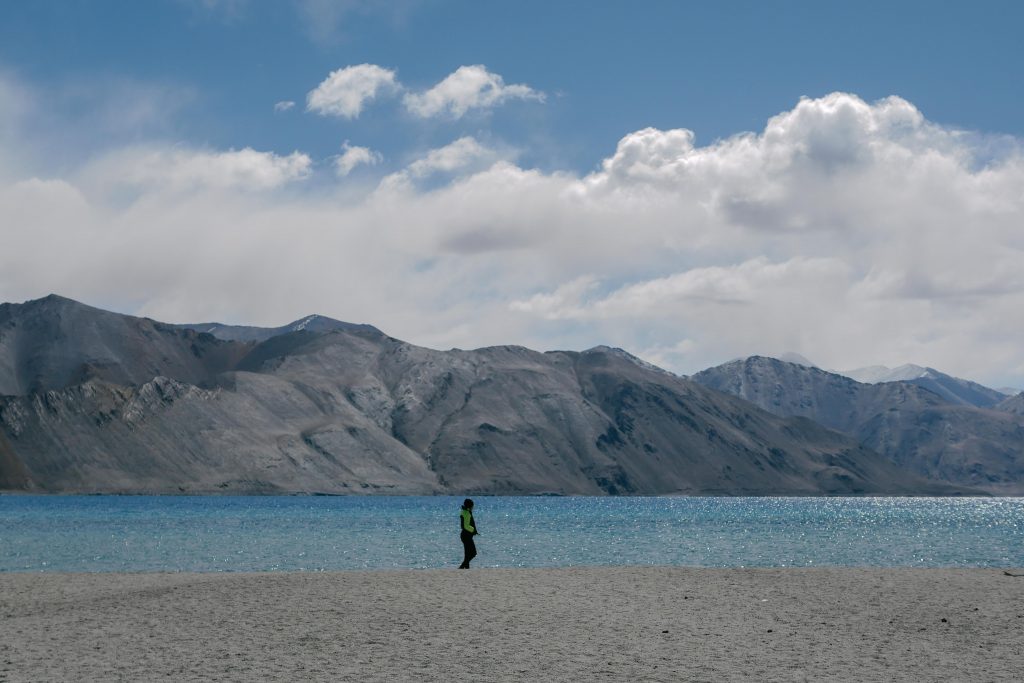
[459,531,477,568]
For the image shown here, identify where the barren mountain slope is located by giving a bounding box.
[692,357,1024,493]
[0,297,976,495]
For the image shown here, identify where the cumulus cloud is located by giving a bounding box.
[405,136,500,177]
[403,65,544,118]
[335,141,382,176]
[304,63,542,121]
[4,91,1024,388]
[273,100,295,112]
[306,64,399,119]
[379,136,506,191]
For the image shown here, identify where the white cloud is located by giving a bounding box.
[594,257,851,315]
[378,136,505,191]
[274,100,295,112]
[82,146,313,193]
[405,136,498,177]
[335,142,382,177]
[305,63,541,122]
[510,257,852,324]
[403,65,544,119]
[4,91,1024,389]
[306,64,399,119]
[510,276,599,319]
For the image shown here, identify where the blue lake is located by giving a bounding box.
[1,495,1022,572]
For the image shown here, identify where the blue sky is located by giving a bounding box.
[2,1,1024,387]
[3,1,1022,172]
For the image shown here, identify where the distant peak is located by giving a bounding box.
[585,344,620,354]
[734,355,783,365]
[31,293,76,305]
[289,315,321,331]
[891,363,930,377]
[840,363,934,383]
[285,314,378,332]
[712,355,828,374]
[584,345,676,376]
[732,353,818,368]
[17,293,100,312]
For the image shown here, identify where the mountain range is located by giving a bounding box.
[836,364,1010,408]
[0,294,977,496]
[1,295,1019,495]
[691,357,1024,494]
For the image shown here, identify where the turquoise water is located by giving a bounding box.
[1,496,1021,572]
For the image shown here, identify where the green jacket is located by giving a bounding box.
[460,508,476,534]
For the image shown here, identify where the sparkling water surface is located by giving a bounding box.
[1,496,1021,572]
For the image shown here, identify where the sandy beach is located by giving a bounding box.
[1,567,1021,682]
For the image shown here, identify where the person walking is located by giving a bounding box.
[458,498,478,569]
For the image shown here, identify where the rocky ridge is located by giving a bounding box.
[0,296,964,496]
[692,356,1024,494]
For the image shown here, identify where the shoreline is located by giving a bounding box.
[3,567,1021,681]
